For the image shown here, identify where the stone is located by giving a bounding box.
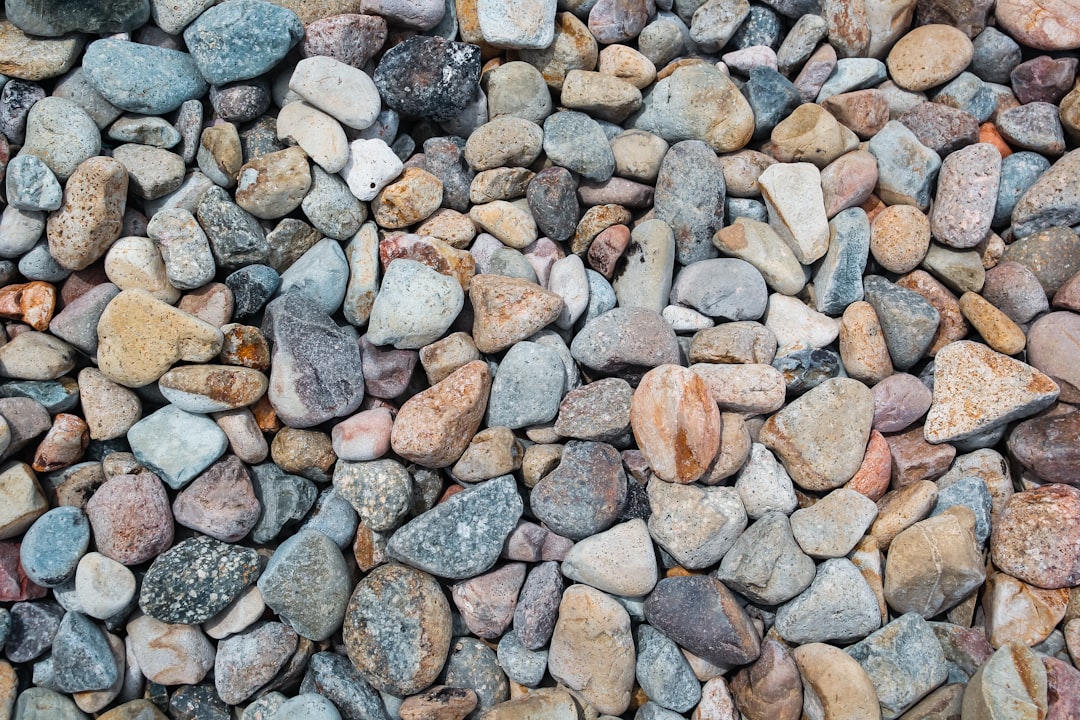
[19,506,89,587]
[992,484,1080,590]
[126,615,214,686]
[1011,150,1080,238]
[469,201,536,249]
[234,146,311,220]
[561,519,657,597]
[961,642,1048,718]
[886,25,973,91]
[729,639,802,720]
[391,360,490,468]
[257,529,350,641]
[635,624,701,713]
[790,488,878,559]
[548,585,635,716]
[84,472,173,566]
[82,40,207,115]
[716,511,815,605]
[343,563,452,696]
[995,0,1080,50]
[0,23,83,82]
[184,0,303,85]
[793,643,882,720]
[670,258,767,321]
[643,575,761,667]
[73,552,135,621]
[983,569,1069,648]
[774,558,881,644]
[46,155,126,271]
[248,462,317,544]
[531,441,626,541]
[451,563,525,640]
[757,161,829,265]
[469,274,562,354]
[884,507,985,617]
[126,405,227,490]
[373,35,480,122]
[214,621,297,705]
[868,121,941,211]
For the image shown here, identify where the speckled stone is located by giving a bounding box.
[139,535,259,624]
[257,529,351,641]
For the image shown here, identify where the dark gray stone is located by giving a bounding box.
[258,529,351,642]
[996,102,1066,156]
[970,27,1022,84]
[513,561,563,650]
[209,79,272,124]
[441,637,509,718]
[261,292,366,428]
[4,601,63,663]
[654,140,724,264]
[19,507,89,588]
[183,0,303,85]
[300,651,391,720]
[530,441,627,541]
[50,611,117,693]
[994,151,1052,228]
[0,80,46,145]
[6,0,149,36]
[139,535,260,625]
[496,631,547,687]
[635,624,702,713]
[170,684,230,720]
[772,348,842,395]
[554,376,632,443]
[301,488,360,550]
[373,36,481,122]
[215,621,298,705]
[197,185,270,270]
[742,66,802,140]
[731,4,783,48]
[527,167,578,243]
[249,461,318,543]
[814,207,870,315]
[422,136,474,213]
[898,102,980,157]
[386,475,523,580]
[863,275,940,371]
[0,378,78,415]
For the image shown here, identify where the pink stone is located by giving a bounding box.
[588,0,650,44]
[885,425,956,488]
[85,472,174,566]
[1045,656,1080,720]
[996,0,1080,50]
[845,429,892,501]
[360,336,418,400]
[0,542,46,601]
[872,372,933,433]
[331,408,394,462]
[1011,55,1079,104]
[300,13,388,69]
[992,484,1080,589]
[451,562,526,639]
[172,455,260,543]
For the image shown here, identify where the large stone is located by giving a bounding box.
[961,642,1048,719]
[793,643,882,720]
[992,484,1080,590]
[257,529,351,641]
[774,558,881,644]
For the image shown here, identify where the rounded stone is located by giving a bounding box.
[887,25,974,92]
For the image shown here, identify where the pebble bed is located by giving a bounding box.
[0,0,1079,718]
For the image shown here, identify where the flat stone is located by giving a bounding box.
[18,506,88,588]
[1011,149,1080,238]
[774,558,881,644]
[0,22,83,82]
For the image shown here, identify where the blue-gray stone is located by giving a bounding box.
[486,341,566,429]
[266,218,321,275]
[863,275,940,371]
[209,79,271,124]
[933,72,997,123]
[274,694,341,720]
[846,613,949,719]
[279,238,350,315]
[262,292,366,427]
[387,475,524,580]
[226,264,281,319]
[47,283,119,357]
[636,702,685,720]
[11,686,88,719]
[488,247,538,282]
[730,4,783,49]
[635,624,702,713]
[670,258,768,321]
[6,154,62,212]
[302,166,367,241]
[18,242,71,282]
[240,115,284,164]
[530,441,627,541]
[423,136,474,213]
[814,207,870,316]
[655,140,724,264]
[300,651,391,720]
[249,461,318,544]
[367,259,464,350]
[127,406,227,490]
[6,0,148,36]
[301,488,360,550]
[773,348,842,395]
[993,151,1051,227]
[0,79,46,145]
[4,601,64,663]
[50,611,117,693]
[868,121,941,211]
[441,637,509,717]
[139,535,260,624]
[373,35,481,123]
[582,268,617,326]
[543,111,616,182]
[816,58,888,101]
[741,66,801,140]
[82,39,208,115]
[996,102,1066,156]
[19,507,89,588]
[0,378,79,414]
[932,476,993,545]
[970,27,1022,85]
[527,166,579,243]
[257,529,351,641]
[726,196,769,224]
[183,0,303,85]
[197,185,270,270]
[514,561,563,650]
[496,631,547,687]
[0,608,9,648]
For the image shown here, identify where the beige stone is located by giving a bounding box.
[0,461,47,540]
[792,643,881,719]
[690,363,786,414]
[372,167,443,229]
[770,103,860,168]
[886,25,974,91]
[839,301,894,384]
[869,479,939,549]
[983,569,1070,649]
[46,156,128,271]
[469,274,563,354]
[961,642,1048,719]
[958,292,1026,356]
[469,200,538,249]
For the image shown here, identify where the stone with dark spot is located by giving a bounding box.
[50,611,117,693]
[531,441,626,541]
[4,600,63,662]
[653,140,724,264]
[299,651,390,720]
[373,36,480,123]
[139,535,260,625]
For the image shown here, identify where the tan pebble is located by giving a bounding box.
[886,24,974,92]
[415,208,476,249]
[0,460,47,540]
[469,274,563,354]
[849,536,888,625]
[700,413,752,485]
[597,44,656,89]
[46,155,128,271]
[0,281,56,331]
[820,149,879,218]
[961,642,1048,719]
[517,12,597,91]
[104,236,180,304]
[689,321,777,364]
[234,146,312,220]
[469,200,537,249]
[958,292,1027,355]
[770,103,859,168]
[610,129,670,184]
[372,167,443,229]
[78,367,141,441]
[419,331,481,385]
[869,479,939,549]
[792,643,881,720]
[197,122,242,188]
[399,686,478,720]
[983,569,1070,649]
[521,443,562,488]
[839,300,893,384]
[451,426,523,483]
[380,233,476,291]
[571,203,632,255]
[211,408,268,465]
[845,429,892,501]
[690,363,786,414]
[270,426,335,481]
[560,69,642,123]
[870,204,931,273]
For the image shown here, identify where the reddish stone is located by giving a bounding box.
[31,412,89,472]
[587,224,631,279]
[85,472,174,566]
[0,542,46,601]
[1045,656,1080,720]
[845,430,892,501]
[172,455,260,542]
[1007,411,1080,486]
[1011,55,1079,104]
[992,484,1080,589]
[300,13,388,69]
[360,335,417,400]
[0,281,56,331]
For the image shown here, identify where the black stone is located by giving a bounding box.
[209,79,272,124]
[4,601,64,663]
[169,684,230,720]
[773,348,842,395]
[527,167,579,242]
[730,4,783,49]
[226,264,281,319]
[249,461,318,544]
[0,80,46,146]
[373,36,481,122]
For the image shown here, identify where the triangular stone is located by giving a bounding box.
[924,341,1059,444]
[469,274,563,354]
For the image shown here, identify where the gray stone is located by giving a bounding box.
[670,258,767,321]
[514,561,563,650]
[570,307,680,381]
[367,259,464,350]
[127,405,227,490]
[183,0,303,85]
[107,114,181,148]
[774,558,881,644]
[814,207,870,315]
[146,208,216,291]
[50,611,116,693]
[5,155,61,212]
[715,511,816,605]
[299,651,390,720]
[333,459,413,533]
[648,477,747,570]
[441,637,509,716]
[279,238,349,315]
[5,601,63,663]
[215,621,298,705]
[262,293,365,428]
[496,631,548,687]
[846,613,949,719]
[300,487,360,550]
[867,120,941,211]
[542,110,615,182]
[12,686,88,719]
[197,185,270,270]
[6,0,149,36]
[302,166,367,241]
[527,167,578,242]
[531,441,627,541]
[1011,148,1080,238]
[654,140,725,264]
[52,67,121,131]
[635,624,701,713]
[257,529,351,641]
[613,219,676,314]
[487,342,565,429]
[249,462,318,544]
[139,535,260,625]
[19,506,89,588]
[932,476,993,545]
[863,275,940,371]
[82,39,207,115]
[387,475,523,580]
[993,151,1051,228]
[20,97,100,181]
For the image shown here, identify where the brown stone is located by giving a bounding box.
[372,167,443,229]
[172,455,260,543]
[587,224,631,279]
[886,24,973,91]
[689,322,777,364]
[898,684,964,720]
[958,292,1026,355]
[869,479,939,549]
[846,430,893,501]
[469,274,563,354]
[885,426,956,488]
[821,90,890,139]
[729,639,802,720]
[983,569,1070,648]
[270,426,336,482]
[400,686,478,720]
[1026,311,1080,403]
[30,412,88,473]
[1007,411,1080,486]
[792,643,882,719]
[0,281,56,331]
[839,300,893,384]
[46,156,128,271]
[571,203,632,255]
[1044,656,1080,720]
[992,484,1080,589]
[391,360,491,468]
[218,324,272,370]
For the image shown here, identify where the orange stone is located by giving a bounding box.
[845,429,892,501]
[979,122,1013,158]
[0,281,56,331]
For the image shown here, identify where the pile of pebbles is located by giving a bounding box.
[1,0,1080,717]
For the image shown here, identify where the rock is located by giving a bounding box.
[635,623,701,713]
[367,259,463,350]
[184,0,303,85]
[391,360,490,468]
[373,36,480,122]
[630,365,720,484]
[234,146,311,220]
[961,642,1048,718]
[531,441,626,541]
[561,519,656,597]
[486,342,565,430]
[139,535,259,624]
[995,0,1080,50]
[548,585,635,716]
[73,552,135,621]
[884,507,985,617]
[1011,150,1080,238]
[343,563,452,696]
[792,643,882,720]
[126,405,227,490]
[82,40,207,115]
[983,569,1069,648]
[126,615,214,686]
[716,511,815,605]
[886,25,973,91]
[670,258,768,321]
[0,22,83,82]
[868,121,941,211]
[214,621,297,706]
[543,110,617,182]
[862,275,940,370]
[84,472,173,566]
[774,558,881,644]
[18,506,89,587]
[257,529,350,641]
[644,575,760,667]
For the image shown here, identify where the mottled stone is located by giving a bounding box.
[644,575,760,667]
[139,535,259,624]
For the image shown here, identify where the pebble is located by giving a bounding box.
[792,643,882,720]
[73,552,135,621]
[214,621,297,705]
[183,0,302,85]
[19,506,89,588]
[992,484,1080,590]
[635,623,701,713]
[258,529,350,641]
[81,40,206,115]
[775,558,882,644]
[531,440,626,541]
[84,471,172,566]
[716,511,815,605]
[962,642,1048,718]
[126,614,214,686]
